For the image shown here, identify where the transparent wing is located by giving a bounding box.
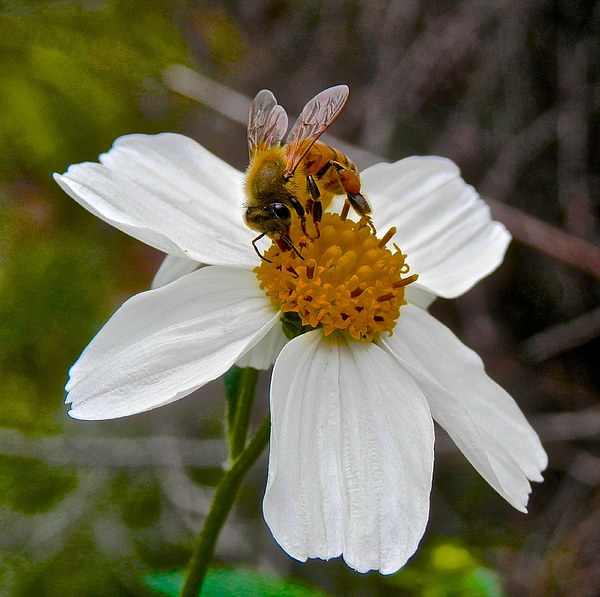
[283,85,349,173]
[247,90,289,159]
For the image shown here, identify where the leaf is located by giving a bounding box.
[145,568,333,597]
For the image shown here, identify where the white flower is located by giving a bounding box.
[55,133,547,575]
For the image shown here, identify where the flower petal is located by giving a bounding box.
[381,304,547,511]
[405,283,437,310]
[264,330,434,574]
[151,253,202,289]
[54,133,257,266]
[362,157,510,298]
[235,321,287,370]
[67,266,278,420]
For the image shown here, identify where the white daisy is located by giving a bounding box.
[55,133,547,575]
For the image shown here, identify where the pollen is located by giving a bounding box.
[255,213,418,342]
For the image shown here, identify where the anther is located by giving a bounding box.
[377,291,396,303]
[392,274,419,288]
[306,260,316,280]
[286,265,299,278]
[378,227,397,248]
[350,284,366,298]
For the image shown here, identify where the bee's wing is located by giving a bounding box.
[247,90,289,159]
[283,85,349,173]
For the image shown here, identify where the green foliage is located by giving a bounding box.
[0,198,139,431]
[0,455,77,514]
[0,0,190,178]
[116,472,163,529]
[146,568,332,597]
[386,540,504,597]
[13,532,140,597]
[280,311,314,340]
[0,2,193,594]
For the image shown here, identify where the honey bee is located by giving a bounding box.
[244,85,373,260]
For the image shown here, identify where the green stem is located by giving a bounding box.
[179,414,271,597]
[229,367,260,460]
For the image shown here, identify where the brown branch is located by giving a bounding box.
[487,198,600,278]
[520,306,600,362]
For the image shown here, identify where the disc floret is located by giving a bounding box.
[255,213,418,342]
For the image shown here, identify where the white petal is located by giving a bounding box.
[54,133,257,267]
[235,322,287,370]
[362,157,510,298]
[404,283,437,310]
[67,266,278,420]
[151,253,201,289]
[381,304,547,511]
[264,330,434,574]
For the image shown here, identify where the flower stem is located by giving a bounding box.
[229,367,260,460]
[179,413,271,597]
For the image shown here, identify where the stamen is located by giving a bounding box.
[378,227,397,248]
[350,284,366,298]
[377,291,396,303]
[392,274,419,288]
[255,212,418,342]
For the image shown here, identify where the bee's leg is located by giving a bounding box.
[252,233,272,263]
[306,175,322,238]
[347,192,376,233]
[287,195,309,238]
[346,192,371,217]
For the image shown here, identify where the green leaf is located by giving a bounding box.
[279,312,314,340]
[145,568,332,597]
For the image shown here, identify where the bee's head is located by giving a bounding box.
[244,202,291,239]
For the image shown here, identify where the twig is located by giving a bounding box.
[528,406,600,442]
[486,198,600,278]
[521,306,600,362]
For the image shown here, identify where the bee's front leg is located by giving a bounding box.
[251,233,272,263]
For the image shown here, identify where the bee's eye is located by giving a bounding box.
[269,203,291,220]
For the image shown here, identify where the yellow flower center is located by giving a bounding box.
[255,212,418,342]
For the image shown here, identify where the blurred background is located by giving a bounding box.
[1,0,599,595]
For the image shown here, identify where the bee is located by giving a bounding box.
[244,85,373,261]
